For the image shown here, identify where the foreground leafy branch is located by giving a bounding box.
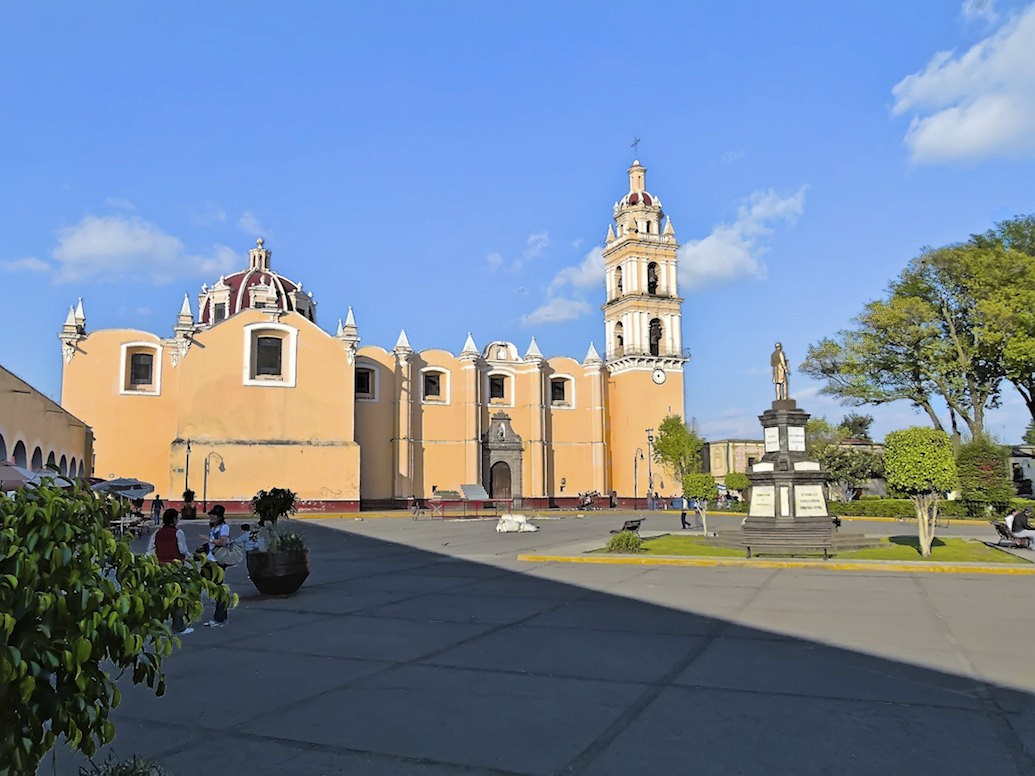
[0,480,234,776]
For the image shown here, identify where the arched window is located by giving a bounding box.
[0,434,6,463]
[31,447,43,472]
[614,322,624,358]
[13,441,27,468]
[46,451,56,472]
[78,460,85,478]
[59,455,68,475]
[70,457,77,478]
[614,266,623,297]
[647,262,659,295]
[649,318,663,357]
[646,221,652,234]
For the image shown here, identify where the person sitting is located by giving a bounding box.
[1010,509,1035,543]
[234,523,259,552]
[1006,508,1021,532]
[146,509,193,635]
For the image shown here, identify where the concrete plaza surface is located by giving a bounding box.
[44,514,1035,775]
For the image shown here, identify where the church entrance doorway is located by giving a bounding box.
[490,461,512,500]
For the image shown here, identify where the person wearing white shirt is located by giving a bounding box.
[198,504,232,627]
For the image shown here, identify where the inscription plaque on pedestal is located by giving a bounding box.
[750,485,775,517]
[788,426,806,452]
[794,485,828,517]
[764,427,780,453]
[779,486,790,516]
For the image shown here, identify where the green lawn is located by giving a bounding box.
[630,535,1028,564]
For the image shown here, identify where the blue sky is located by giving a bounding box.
[2,0,1033,443]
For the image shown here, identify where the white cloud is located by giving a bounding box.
[548,246,606,293]
[962,0,997,22]
[105,197,135,211]
[238,210,270,236]
[522,246,605,326]
[136,307,152,316]
[677,187,806,290]
[522,297,591,326]
[512,231,550,271]
[891,4,1035,163]
[0,256,50,273]
[486,252,504,271]
[52,215,238,285]
[572,238,585,249]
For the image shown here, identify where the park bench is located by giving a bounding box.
[611,518,644,534]
[742,528,834,560]
[989,520,1032,550]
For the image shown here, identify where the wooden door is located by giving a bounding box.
[490,461,511,500]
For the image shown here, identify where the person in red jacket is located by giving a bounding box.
[147,508,193,634]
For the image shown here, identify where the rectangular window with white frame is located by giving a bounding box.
[243,324,298,388]
[120,342,163,395]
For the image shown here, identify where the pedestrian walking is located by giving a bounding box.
[146,508,192,634]
[151,496,164,526]
[198,504,232,628]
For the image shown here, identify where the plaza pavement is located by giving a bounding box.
[43,512,1035,775]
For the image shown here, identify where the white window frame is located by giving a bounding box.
[243,322,298,388]
[119,341,163,396]
[355,361,380,403]
[484,369,515,408]
[549,373,576,410]
[420,367,451,405]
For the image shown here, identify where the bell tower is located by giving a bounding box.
[602,160,689,500]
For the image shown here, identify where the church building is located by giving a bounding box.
[58,161,688,511]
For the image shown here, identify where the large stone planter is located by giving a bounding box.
[246,549,310,596]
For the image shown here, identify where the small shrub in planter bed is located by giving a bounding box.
[606,530,643,553]
[78,753,175,776]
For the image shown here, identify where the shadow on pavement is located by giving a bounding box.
[42,520,1035,776]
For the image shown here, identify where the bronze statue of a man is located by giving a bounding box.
[771,342,789,401]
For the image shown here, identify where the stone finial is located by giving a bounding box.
[394,329,411,351]
[336,319,344,337]
[606,224,616,244]
[63,305,76,329]
[344,306,356,327]
[583,342,602,365]
[663,217,675,236]
[460,332,478,356]
[524,337,543,361]
[74,298,85,324]
[178,293,193,320]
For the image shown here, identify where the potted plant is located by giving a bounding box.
[181,489,197,520]
[246,487,309,595]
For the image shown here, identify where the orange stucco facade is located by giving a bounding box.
[59,161,689,510]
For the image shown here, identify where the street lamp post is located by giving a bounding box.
[184,439,192,494]
[645,428,655,510]
[202,452,225,512]
[634,448,644,511]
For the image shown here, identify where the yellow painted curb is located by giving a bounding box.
[516,554,1035,575]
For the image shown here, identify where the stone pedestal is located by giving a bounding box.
[744,399,831,538]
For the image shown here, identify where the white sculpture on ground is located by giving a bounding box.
[496,513,538,533]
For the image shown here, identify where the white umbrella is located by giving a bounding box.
[0,461,38,492]
[92,478,155,500]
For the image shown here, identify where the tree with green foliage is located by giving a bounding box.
[805,416,850,453]
[651,415,704,486]
[803,240,1035,440]
[723,471,751,495]
[883,427,958,557]
[1024,420,1035,447]
[683,473,718,535]
[0,480,234,776]
[955,436,1015,510]
[815,446,884,502]
[840,413,874,440]
[969,214,1035,430]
